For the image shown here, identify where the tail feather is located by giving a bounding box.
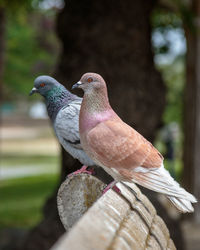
[123,164,197,213]
[168,196,194,213]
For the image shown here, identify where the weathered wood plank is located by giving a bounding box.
[53,174,176,250]
[57,174,106,230]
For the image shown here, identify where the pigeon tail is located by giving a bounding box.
[124,164,197,213]
[167,196,194,213]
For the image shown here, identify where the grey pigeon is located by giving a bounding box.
[30,75,95,167]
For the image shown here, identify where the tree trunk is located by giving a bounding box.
[55,0,165,141]
[184,0,200,222]
[21,1,183,249]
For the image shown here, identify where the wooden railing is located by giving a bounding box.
[51,173,176,250]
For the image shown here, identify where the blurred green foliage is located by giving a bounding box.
[151,9,182,55]
[152,9,185,126]
[2,154,58,167]
[151,8,185,177]
[152,7,183,29]
[3,4,59,100]
[0,0,34,10]
[0,174,58,228]
[159,57,185,126]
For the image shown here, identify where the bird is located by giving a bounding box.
[29,75,95,174]
[72,72,197,213]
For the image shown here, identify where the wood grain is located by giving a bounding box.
[54,174,176,249]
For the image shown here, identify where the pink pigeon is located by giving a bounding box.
[72,73,197,213]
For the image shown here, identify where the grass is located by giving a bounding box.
[0,174,59,229]
[1,154,59,168]
[1,120,61,229]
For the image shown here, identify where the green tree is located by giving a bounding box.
[1,0,59,101]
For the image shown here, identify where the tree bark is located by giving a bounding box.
[184,0,200,222]
[55,0,165,141]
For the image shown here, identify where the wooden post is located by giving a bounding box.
[53,174,176,250]
[57,174,106,230]
[184,0,200,222]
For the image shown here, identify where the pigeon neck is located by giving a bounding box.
[82,86,111,114]
[80,86,113,132]
[45,86,75,121]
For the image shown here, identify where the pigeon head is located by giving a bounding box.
[73,73,111,113]
[30,75,78,121]
[72,73,106,93]
[29,75,63,97]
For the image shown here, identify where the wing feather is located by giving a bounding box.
[54,99,82,149]
[87,119,163,170]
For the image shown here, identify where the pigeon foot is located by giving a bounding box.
[103,181,121,194]
[68,165,95,177]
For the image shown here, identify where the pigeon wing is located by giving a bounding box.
[54,99,82,149]
[87,119,163,170]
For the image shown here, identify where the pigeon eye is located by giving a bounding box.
[40,83,45,87]
[87,77,93,83]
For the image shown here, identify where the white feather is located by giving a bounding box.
[123,164,197,213]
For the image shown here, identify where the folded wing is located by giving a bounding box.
[54,99,82,149]
[87,119,163,170]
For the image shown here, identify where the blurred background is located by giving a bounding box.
[0,0,200,249]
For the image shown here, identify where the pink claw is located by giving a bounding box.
[103,181,121,194]
[68,165,95,177]
[112,185,121,193]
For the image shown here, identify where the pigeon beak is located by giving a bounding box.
[29,87,38,96]
[72,81,82,90]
